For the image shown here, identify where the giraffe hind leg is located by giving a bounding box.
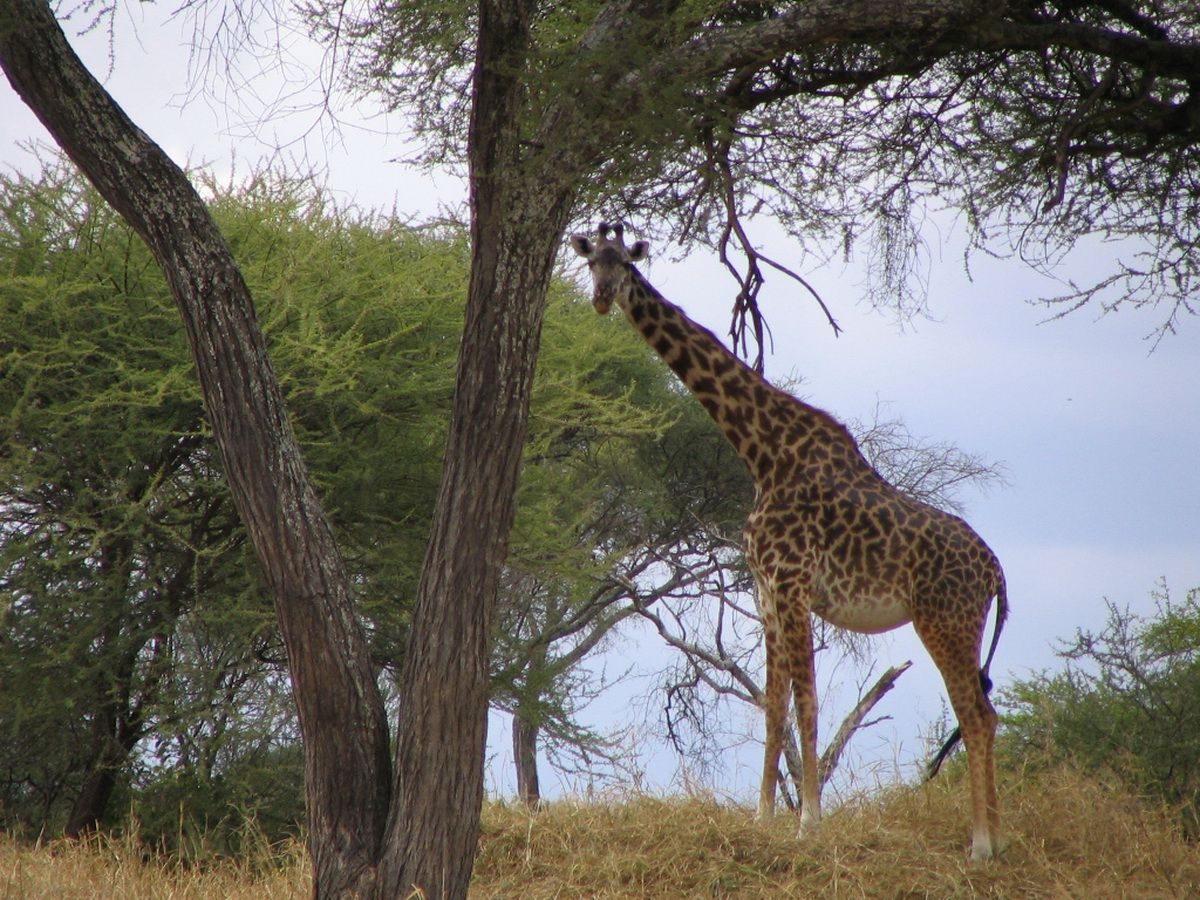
[960,694,1001,860]
[914,616,1002,860]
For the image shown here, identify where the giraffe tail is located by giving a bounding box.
[925,569,1008,780]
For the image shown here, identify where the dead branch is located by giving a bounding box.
[818,660,913,787]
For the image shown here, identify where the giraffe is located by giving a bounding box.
[569,222,1008,860]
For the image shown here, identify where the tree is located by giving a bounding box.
[8,0,1200,895]
[999,580,1200,837]
[0,152,754,850]
[325,1,1200,355]
[0,8,395,892]
[311,3,1198,881]
[0,161,461,841]
[0,161,252,837]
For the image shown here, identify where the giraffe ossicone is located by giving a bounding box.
[570,221,1008,861]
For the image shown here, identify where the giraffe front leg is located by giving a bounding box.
[791,611,822,835]
[757,622,787,821]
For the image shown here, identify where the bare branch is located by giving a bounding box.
[707,131,841,370]
[818,661,912,787]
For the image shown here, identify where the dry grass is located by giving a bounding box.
[473,767,1200,898]
[0,830,309,899]
[2,766,1198,898]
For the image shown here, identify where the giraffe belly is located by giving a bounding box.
[811,588,911,635]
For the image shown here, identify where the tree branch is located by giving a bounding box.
[818,661,912,787]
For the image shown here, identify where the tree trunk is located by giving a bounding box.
[374,202,570,898]
[0,4,390,894]
[63,710,138,838]
[373,1,575,894]
[63,724,141,839]
[513,711,542,809]
[64,641,150,839]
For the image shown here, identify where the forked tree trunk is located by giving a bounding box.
[0,3,391,894]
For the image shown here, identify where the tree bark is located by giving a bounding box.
[373,1,576,895]
[375,212,567,899]
[0,3,390,894]
[63,709,141,839]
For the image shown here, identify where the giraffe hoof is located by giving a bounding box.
[969,835,1005,862]
[798,808,821,838]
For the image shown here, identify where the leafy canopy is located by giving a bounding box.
[297,0,1200,348]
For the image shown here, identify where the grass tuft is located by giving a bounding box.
[0,828,309,899]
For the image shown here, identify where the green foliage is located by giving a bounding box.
[0,159,464,837]
[998,580,1200,837]
[123,743,306,859]
[0,154,754,836]
[0,160,253,836]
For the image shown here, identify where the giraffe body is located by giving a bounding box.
[571,223,1007,860]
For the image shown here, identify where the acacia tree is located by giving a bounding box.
[329,1,1200,357]
[1,156,744,834]
[0,162,466,841]
[6,1,1200,897]
[0,13,394,891]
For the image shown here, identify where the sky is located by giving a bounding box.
[3,5,1198,806]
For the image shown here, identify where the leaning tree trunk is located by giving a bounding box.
[0,3,391,894]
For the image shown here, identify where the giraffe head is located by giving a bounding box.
[569,222,649,314]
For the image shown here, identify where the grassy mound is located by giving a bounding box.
[474,767,1200,898]
[2,766,1197,897]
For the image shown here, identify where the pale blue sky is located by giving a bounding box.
[3,5,1197,802]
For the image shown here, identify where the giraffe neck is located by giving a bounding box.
[620,269,859,481]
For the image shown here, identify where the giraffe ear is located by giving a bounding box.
[628,240,649,262]
[569,234,593,257]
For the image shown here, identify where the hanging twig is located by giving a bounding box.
[708,130,841,371]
